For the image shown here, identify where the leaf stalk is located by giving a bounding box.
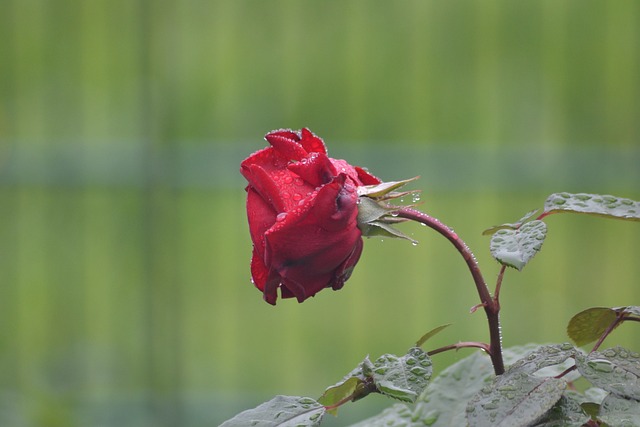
[397,207,505,375]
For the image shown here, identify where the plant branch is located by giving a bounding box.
[591,311,626,353]
[427,341,490,356]
[397,207,505,375]
[493,265,507,310]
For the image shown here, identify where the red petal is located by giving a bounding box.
[288,152,337,188]
[250,248,268,291]
[299,128,327,154]
[331,238,363,290]
[265,132,307,161]
[245,164,287,213]
[355,166,382,185]
[266,129,300,142]
[246,187,277,258]
[310,174,357,232]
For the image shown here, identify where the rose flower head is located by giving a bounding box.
[241,128,418,305]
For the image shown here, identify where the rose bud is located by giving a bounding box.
[240,128,381,304]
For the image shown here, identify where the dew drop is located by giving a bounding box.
[276,213,288,222]
[283,175,293,184]
[294,178,304,186]
[588,359,614,373]
[292,193,302,201]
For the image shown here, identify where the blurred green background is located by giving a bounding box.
[1,1,639,426]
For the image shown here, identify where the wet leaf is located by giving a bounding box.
[347,403,415,427]
[489,220,547,270]
[413,351,494,427]
[598,393,640,427]
[359,220,417,244]
[219,395,325,427]
[415,323,452,348]
[356,196,396,223]
[542,192,640,221]
[575,347,640,400]
[467,370,566,427]
[506,343,578,377]
[368,347,432,402]
[318,377,366,414]
[482,209,539,235]
[567,307,619,346]
[531,394,591,427]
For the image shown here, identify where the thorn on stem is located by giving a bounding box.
[470,302,487,313]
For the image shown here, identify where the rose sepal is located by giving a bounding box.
[357,176,420,199]
[356,177,420,244]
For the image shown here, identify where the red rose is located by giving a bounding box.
[241,128,381,304]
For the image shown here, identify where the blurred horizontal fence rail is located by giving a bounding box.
[1,142,639,192]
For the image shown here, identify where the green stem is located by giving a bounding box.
[397,207,505,375]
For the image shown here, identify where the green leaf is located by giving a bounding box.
[598,393,640,427]
[489,220,547,270]
[317,377,366,414]
[482,209,539,235]
[347,403,416,427]
[567,307,619,346]
[531,394,591,427]
[359,220,417,244]
[413,351,494,427]
[356,196,396,224]
[576,347,640,400]
[466,372,567,427]
[415,323,452,348]
[219,395,325,427]
[543,192,640,221]
[506,343,578,377]
[368,347,433,402]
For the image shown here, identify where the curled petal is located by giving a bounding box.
[356,166,382,185]
[244,164,287,213]
[265,131,307,161]
[299,128,327,154]
[288,152,337,188]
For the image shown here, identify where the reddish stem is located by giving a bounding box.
[591,311,627,353]
[397,207,505,375]
[427,341,490,356]
[493,265,507,311]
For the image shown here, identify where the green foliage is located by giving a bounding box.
[543,193,640,221]
[367,348,433,402]
[567,306,640,346]
[223,192,640,426]
[567,307,619,346]
[219,395,325,427]
[466,372,567,426]
[598,394,640,427]
[576,347,640,401]
[482,209,539,235]
[489,220,547,270]
[415,324,452,348]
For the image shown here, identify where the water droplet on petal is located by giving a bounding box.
[276,213,288,222]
